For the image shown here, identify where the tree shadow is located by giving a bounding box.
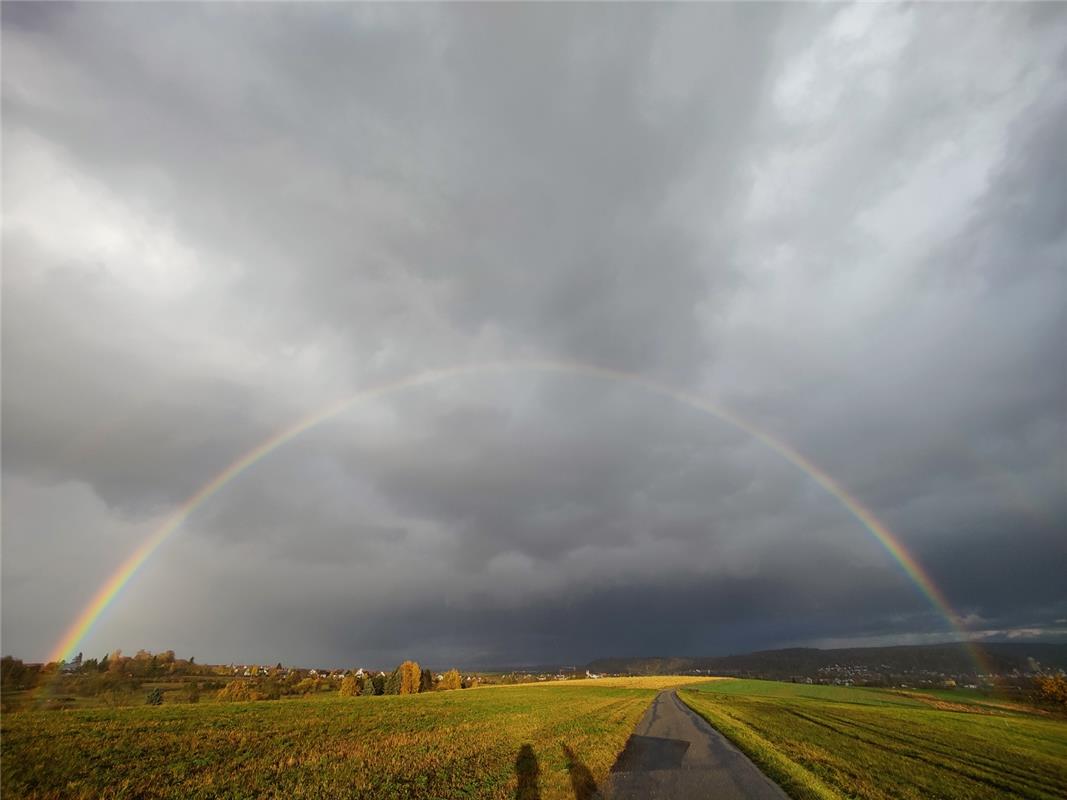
[514,743,541,800]
[561,744,598,800]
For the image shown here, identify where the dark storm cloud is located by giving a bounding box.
[3,3,1064,666]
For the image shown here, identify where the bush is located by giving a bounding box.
[294,677,321,695]
[216,680,255,702]
[145,688,164,706]
[259,679,282,700]
[214,679,282,702]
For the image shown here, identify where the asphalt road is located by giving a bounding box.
[599,690,790,799]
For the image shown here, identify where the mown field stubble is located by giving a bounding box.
[1,677,706,800]
[679,679,1067,800]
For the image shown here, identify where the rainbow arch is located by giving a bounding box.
[46,358,987,673]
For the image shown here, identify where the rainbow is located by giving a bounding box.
[46,359,988,673]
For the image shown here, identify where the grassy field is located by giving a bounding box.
[680,679,1067,800]
[1,677,704,800]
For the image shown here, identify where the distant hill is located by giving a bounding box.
[587,642,1067,678]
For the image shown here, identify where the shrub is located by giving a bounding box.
[294,677,321,695]
[145,688,164,706]
[216,680,255,702]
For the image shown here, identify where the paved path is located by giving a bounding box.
[599,690,789,799]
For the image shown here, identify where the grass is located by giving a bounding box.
[1,677,702,800]
[8,674,1062,799]
[680,679,1067,800]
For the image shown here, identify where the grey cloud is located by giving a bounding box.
[3,3,1064,667]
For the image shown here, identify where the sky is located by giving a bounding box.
[2,3,1065,670]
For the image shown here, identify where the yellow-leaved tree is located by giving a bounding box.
[399,661,421,694]
[440,668,462,691]
[338,675,361,697]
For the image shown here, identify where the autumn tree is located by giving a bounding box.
[399,661,421,695]
[1033,674,1067,707]
[339,675,361,697]
[440,668,462,691]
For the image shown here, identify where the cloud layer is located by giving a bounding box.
[3,3,1065,667]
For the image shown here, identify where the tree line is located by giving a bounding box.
[337,662,465,697]
[2,651,473,710]
[220,661,468,702]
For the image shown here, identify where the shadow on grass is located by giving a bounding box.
[562,744,598,800]
[515,743,541,800]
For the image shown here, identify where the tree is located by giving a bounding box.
[371,673,385,695]
[384,668,401,695]
[440,668,462,691]
[339,675,361,697]
[399,661,421,695]
[1034,674,1067,707]
[145,687,164,706]
[420,668,434,693]
[1,656,34,690]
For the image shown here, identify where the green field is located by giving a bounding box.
[680,679,1067,800]
[5,676,1065,800]
[1,678,700,800]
